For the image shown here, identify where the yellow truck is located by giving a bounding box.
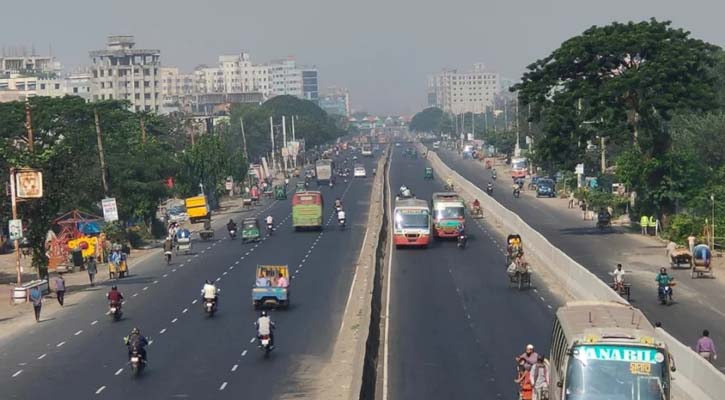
[185,195,210,223]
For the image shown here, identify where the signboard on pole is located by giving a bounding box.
[575,163,585,175]
[225,176,233,191]
[9,219,22,241]
[15,169,43,198]
[101,198,119,222]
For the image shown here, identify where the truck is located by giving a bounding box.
[184,195,210,224]
[361,143,373,157]
[315,159,333,185]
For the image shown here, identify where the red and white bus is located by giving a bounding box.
[393,198,431,248]
[511,157,528,179]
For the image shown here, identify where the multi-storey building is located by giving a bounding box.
[1,52,61,75]
[268,58,303,97]
[160,67,194,104]
[0,73,92,102]
[302,68,319,103]
[89,35,161,112]
[193,66,224,94]
[319,87,350,117]
[427,63,500,114]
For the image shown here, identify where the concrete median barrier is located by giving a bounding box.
[422,145,725,400]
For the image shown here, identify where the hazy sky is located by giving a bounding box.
[3,0,724,115]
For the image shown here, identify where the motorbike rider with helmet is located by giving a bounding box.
[124,327,149,362]
[255,310,276,348]
[107,285,124,312]
[656,267,674,300]
[201,279,219,309]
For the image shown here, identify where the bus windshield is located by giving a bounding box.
[395,210,429,230]
[512,159,527,170]
[293,193,322,205]
[565,345,667,400]
[434,206,464,220]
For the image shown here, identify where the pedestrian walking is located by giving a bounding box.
[30,286,42,322]
[640,215,649,235]
[696,329,718,363]
[568,193,575,209]
[666,240,677,259]
[54,274,66,306]
[87,256,98,287]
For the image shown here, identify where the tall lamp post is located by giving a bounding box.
[711,194,716,249]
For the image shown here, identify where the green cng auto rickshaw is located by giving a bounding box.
[274,185,287,200]
[242,218,261,243]
[424,167,434,180]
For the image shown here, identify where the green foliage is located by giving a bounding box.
[409,107,452,133]
[665,213,705,243]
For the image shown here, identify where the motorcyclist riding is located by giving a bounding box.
[124,327,149,362]
[487,182,493,193]
[656,267,674,299]
[163,236,174,259]
[338,209,346,224]
[457,224,467,247]
[266,215,274,235]
[597,208,612,225]
[107,285,124,311]
[255,310,276,348]
[227,219,237,232]
[335,198,343,211]
[201,279,219,309]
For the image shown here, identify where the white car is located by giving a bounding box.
[354,167,367,177]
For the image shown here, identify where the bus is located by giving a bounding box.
[548,301,673,400]
[361,143,373,157]
[292,191,323,230]
[431,192,465,238]
[315,159,334,185]
[393,198,431,248]
[511,157,528,179]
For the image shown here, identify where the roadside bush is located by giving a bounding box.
[665,213,705,244]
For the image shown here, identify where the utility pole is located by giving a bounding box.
[139,117,147,144]
[94,109,109,196]
[240,117,249,161]
[269,116,276,174]
[25,99,34,151]
[600,136,606,172]
[472,111,476,139]
[291,116,297,168]
[484,107,488,134]
[282,116,288,174]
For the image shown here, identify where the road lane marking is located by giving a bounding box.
[171,318,178,323]
[163,274,168,278]
[235,261,240,265]
[249,337,256,343]
[219,382,228,391]
[172,269,176,272]
[95,386,106,394]
[57,341,65,347]
[142,286,149,291]
[241,350,248,357]
[182,308,188,313]
[153,280,158,284]
[223,271,228,276]
[540,296,545,302]
[37,353,46,360]
[192,299,198,304]
[115,368,123,376]
[186,259,191,263]
[75,330,83,336]
[12,370,22,377]
[132,293,138,297]
[91,320,98,325]
[216,277,221,282]
[231,364,238,372]
[160,328,167,334]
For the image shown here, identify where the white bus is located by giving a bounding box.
[549,301,673,400]
[393,198,431,248]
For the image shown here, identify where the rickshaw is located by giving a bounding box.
[242,218,261,243]
[252,264,290,309]
[274,185,287,200]
[444,178,454,192]
[176,229,192,254]
[424,167,434,180]
[507,257,531,290]
[506,234,523,266]
[669,246,692,269]
[691,244,713,279]
[470,200,483,219]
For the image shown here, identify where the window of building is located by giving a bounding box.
[40,83,46,90]
[101,94,105,100]
[73,87,78,93]
[144,81,150,88]
[134,81,140,88]
[145,105,151,111]
[109,94,113,100]
[144,93,151,99]
[135,106,140,112]
[100,82,105,89]
[135,93,140,99]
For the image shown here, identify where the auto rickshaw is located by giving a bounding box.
[242,218,261,243]
[295,181,306,192]
[506,234,523,266]
[470,200,483,219]
[252,264,290,309]
[274,185,287,200]
[691,244,713,279]
[176,228,192,254]
[424,167,434,180]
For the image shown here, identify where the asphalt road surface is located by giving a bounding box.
[437,147,725,372]
[0,153,378,399]
[385,146,558,400]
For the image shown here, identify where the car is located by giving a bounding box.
[354,167,367,177]
[166,205,188,223]
[536,179,556,198]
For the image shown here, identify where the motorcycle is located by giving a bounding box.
[486,185,494,195]
[267,223,274,236]
[513,188,520,198]
[228,229,237,239]
[258,334,273,358]
[129,348,146,377]
[204,298,217,317]
[329,181,334,188]
[338,218,346,230]
[658,284,674,305]
[109,303,123,321]
[457,232,467,249]
[164,251,172,265]
[492,172,497,180]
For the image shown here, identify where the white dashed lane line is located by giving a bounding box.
[160,328,167,334]
[231,364,238,372]
[37,353,46,360]
[132,293,139,297]
[12,370,22,378]
[114,368,123,376]
[56,341,65,348]
[192,299,198,304]
[182,308,188,314]
[74,330,83,336]
[95,386,106,395]
[171,318,178,323]
[91,320,98,325]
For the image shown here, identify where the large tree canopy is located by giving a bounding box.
[513,19,721,217]
[409,107,452,133]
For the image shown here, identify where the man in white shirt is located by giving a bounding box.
[612,264,625,291]
[201,279,218,308]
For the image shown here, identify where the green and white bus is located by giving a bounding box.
[549,301,673,400]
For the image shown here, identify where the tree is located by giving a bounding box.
[409,107,452,133]
[513,19,721,217]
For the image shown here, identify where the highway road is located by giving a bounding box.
[437,147,725,371]
[0,153,378,399]
[385,146,559,400]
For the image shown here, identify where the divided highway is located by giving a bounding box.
[384,146,558,399]
[0,155,378,399]
[437,148,725,371]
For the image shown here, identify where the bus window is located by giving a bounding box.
[293,193,321,205]
[434,207,464,220]
[394,210,429,230]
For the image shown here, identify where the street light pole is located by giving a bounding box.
[712,194,716,249]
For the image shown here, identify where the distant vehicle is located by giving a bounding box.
[354,166,367,177]
[292,191,323,230]
[431,192,465,238]
[395,142,401,147]
[432,141,440,149]
[549,301,674,400]
[393,198,431,248]
[511,157,528,179]
[166,205,188,224]
[536,178,556,198]
[315,159,334,185]
[184,195,210,224]
[361,143,373,157]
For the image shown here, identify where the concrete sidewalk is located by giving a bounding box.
[0,195,255,342]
